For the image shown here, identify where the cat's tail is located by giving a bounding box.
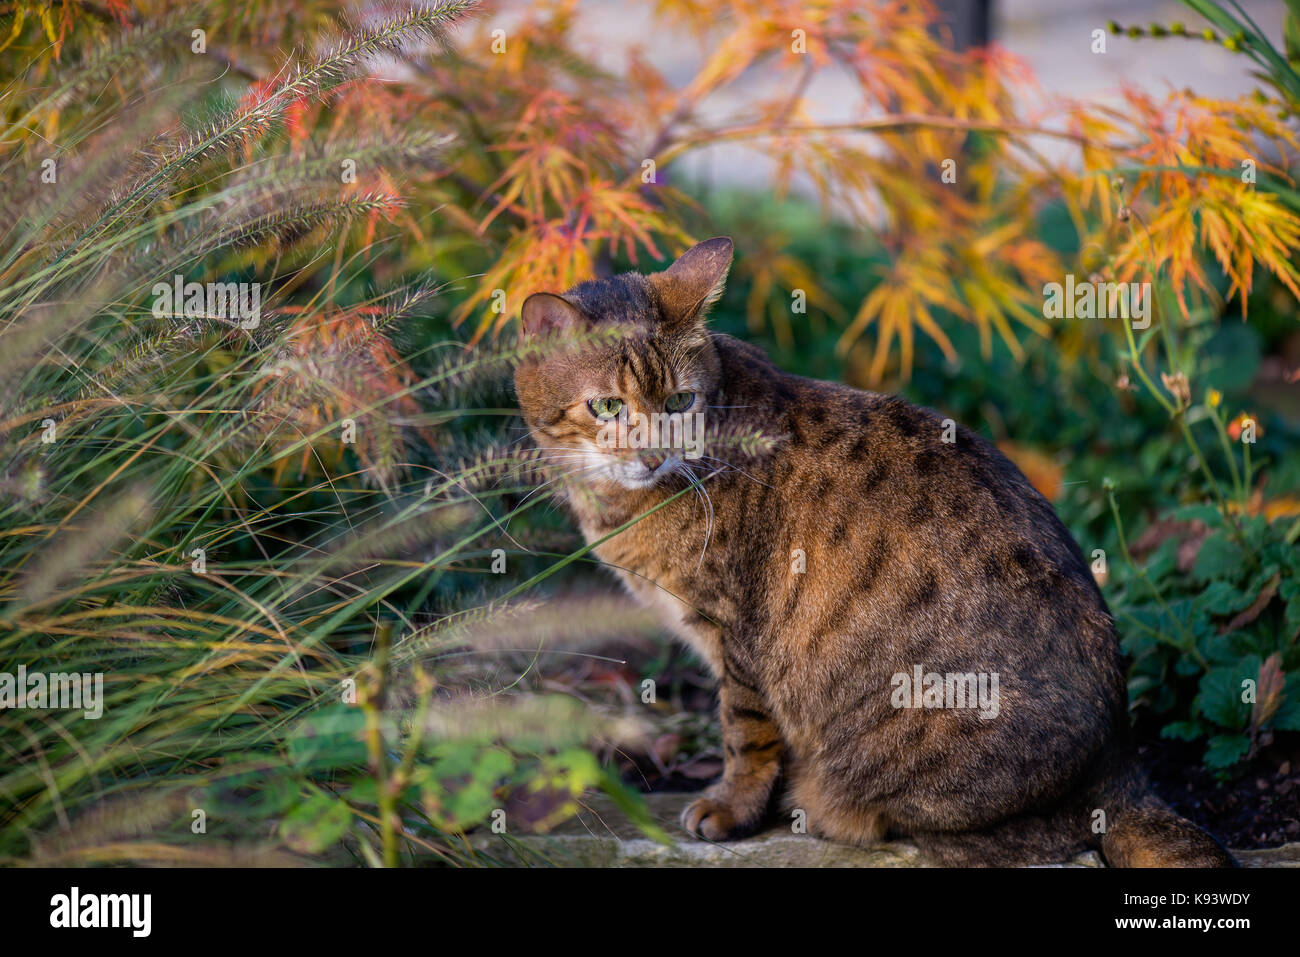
[910,752,1237,867]
[1089,755,1237,868]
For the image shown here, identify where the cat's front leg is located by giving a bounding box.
[681,665,785,841]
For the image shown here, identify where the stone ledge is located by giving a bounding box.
[1237,843,1300,868]
[473,791,1300,867]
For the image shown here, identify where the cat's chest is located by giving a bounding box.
[577,507,733,674]
[579,503,725,592]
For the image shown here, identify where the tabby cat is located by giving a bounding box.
[513,238,1234,867]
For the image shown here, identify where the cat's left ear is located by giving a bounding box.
[649,237,733,328]
[519,292,586,339]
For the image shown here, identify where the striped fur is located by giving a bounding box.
[513,239,1234,867]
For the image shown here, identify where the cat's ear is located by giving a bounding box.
[650,237,733,328]
[519,292,585,338]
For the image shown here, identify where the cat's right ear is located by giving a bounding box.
[649,236,733,329]
[519,293,585,339]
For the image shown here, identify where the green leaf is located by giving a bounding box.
[430,740,483,779]
[201,770,300,817]
[598,771,672,844]
[1170,503,1225,526]
[1242,515,1272,550]
[1281,579,1300,633]
[1275,674,1300,732]
[1196,630,1245,668]
[471,748,515,787]
[445,780,498,826]
[1197,580,1253,615]
[1194,665,1253,729]
[280,793,352,853]
[1142,537,1181,583]
[1192,534,1247,584]
[1203,734,1252,770]
[1160,720,1204,742]
[287,704,368,771]
[347,777,379,806]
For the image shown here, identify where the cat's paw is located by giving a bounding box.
[681,795,738,841]
[681,793,757,842]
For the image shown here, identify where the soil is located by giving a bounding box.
[1140,733,1300,849]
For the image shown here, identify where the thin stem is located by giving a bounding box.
[1107,485,1205,667]
[361,623,397,868]
[1205,402,1244,504]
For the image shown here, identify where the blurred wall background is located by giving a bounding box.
[567,0,1288,192]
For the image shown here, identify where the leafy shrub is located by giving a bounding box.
[1114,504,1300,770]
[0,2,661,866]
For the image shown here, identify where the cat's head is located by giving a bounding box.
[513,238,733,491]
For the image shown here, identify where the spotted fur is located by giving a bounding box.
[512,239,1234,867]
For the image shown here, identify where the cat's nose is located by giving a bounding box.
[641,450,669,469]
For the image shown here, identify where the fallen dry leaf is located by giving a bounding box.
[1223,572,1281,634]
[1250,653,1285,731]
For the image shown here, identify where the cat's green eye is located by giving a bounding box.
[665,391,695,413]
[587,397,624,419]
